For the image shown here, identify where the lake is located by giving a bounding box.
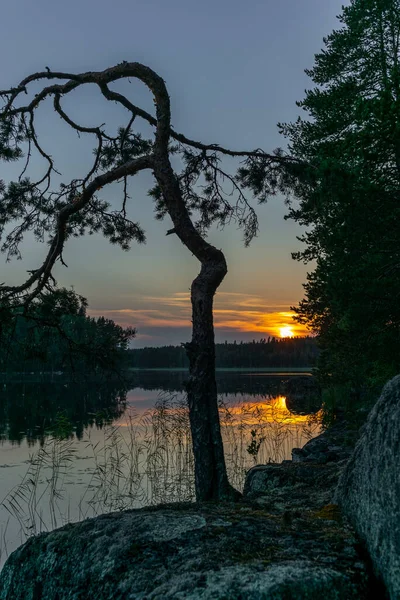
[0,370,321,567]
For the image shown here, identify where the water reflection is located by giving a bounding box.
[0,372,320,445]
[131,369,288,396]
[0,382,127,445]
[0,372,322,568]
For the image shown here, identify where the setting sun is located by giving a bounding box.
[279,326,294,338]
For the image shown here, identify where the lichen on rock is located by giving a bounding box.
[3,377,398,599]
[0,480,372,599]
[335,374,400,599]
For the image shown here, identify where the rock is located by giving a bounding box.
[335,375,400,599]
[291,419,355,464]
[2,392,390,599]
[244,461,344,512]
[0,501,371,599]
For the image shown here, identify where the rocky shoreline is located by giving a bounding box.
[0,498,374,599]
[1,377,399,599]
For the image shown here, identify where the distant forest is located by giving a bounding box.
[0,289,135,376]
[128,337,318,369]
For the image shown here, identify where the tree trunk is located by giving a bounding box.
[184,255,238,501]
[149,74,239,501]
[152,158,239,501]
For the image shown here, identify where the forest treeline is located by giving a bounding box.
[128,337,318,369]
[275,0,400,401]
[1,0,399,412]
[0,288,135,375]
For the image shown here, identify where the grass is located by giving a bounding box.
[0,392,320,563]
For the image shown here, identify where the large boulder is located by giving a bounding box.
[244,461,344,511]
[335,375,400,598]
[0,502,370,599]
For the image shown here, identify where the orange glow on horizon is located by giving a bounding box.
[88,293,310,339]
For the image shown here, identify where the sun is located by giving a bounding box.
[280,326,294,338]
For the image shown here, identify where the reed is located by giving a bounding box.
[0,392,320,563]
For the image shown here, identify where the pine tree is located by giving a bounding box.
[280,0,400,393]
[0,62,294,501]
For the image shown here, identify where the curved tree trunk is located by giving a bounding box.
[147,69,239,501]
[185,255,237,501]
[1,61,280,502]
[152,161,239,501]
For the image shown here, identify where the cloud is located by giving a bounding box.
[88,292,309,346]
[88,306,189,329]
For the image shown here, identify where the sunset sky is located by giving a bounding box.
[0,0,345,346]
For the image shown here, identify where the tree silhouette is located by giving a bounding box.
[280,0,400,394]
[0,62,298,501]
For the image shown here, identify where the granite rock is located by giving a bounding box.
[336,375,400,599]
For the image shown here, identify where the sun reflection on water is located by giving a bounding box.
[0,389,322,567]
[221,395,322,426]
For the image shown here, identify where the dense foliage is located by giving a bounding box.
[129,337,318,369]
[0,381,127,445]
[279,0,400,398]
[0,288,135,375]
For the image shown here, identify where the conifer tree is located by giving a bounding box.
[280,0,400,392]
[0,62,295,501]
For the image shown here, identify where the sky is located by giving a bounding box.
[0,0,346,347]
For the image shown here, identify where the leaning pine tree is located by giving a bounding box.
[0,63,298,501]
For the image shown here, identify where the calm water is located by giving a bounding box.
[0,371,321,567]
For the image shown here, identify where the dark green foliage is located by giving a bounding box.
[0,288,136,375]
[279,0,400,397]
[97,130,153,171]
[128,337,318,369]
[0,114,25,162]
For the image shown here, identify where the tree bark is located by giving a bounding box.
[1,61,284,503]
[185,255,237,501]
[152,157,239,501]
